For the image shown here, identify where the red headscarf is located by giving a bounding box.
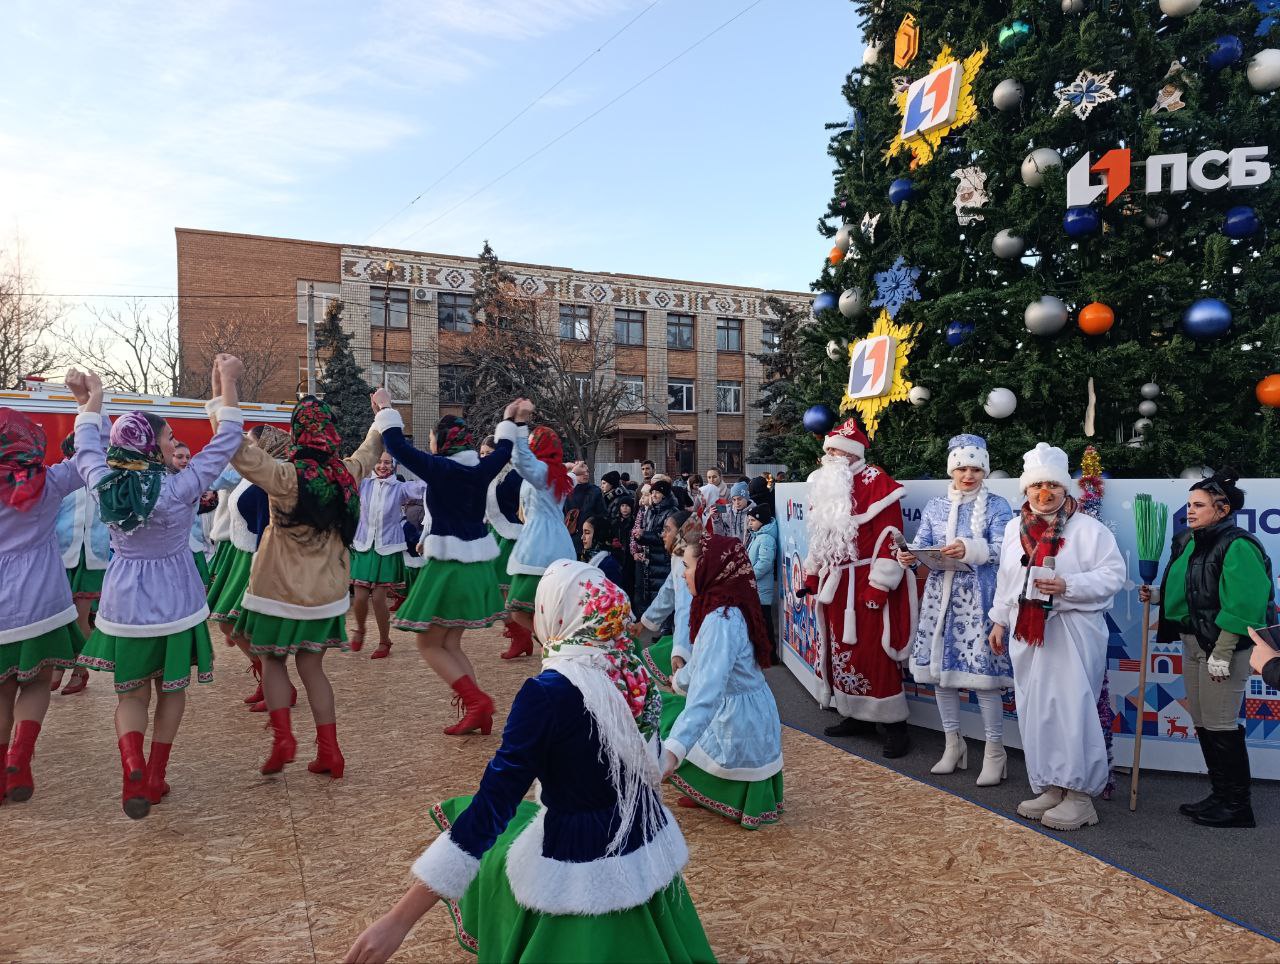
[0,407,48,512]
[688,534,773,668]
[530,425,574,502]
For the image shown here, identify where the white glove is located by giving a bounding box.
[1206,653,1232,680]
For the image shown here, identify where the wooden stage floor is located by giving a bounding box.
[3,620,1277,963]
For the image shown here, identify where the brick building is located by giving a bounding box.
[175,228,807,476]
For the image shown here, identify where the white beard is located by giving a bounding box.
[807,455,861,571]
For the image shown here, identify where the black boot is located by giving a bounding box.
[824,716,876,738]
[1179,726,1223,817]
[1192,726,1256,828]
[882,720,911,759]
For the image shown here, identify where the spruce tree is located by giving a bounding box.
[769,0,1280,478]
[751,296,821,467]
[314,298,373,456]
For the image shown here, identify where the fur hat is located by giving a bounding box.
[947,434,989,475]
[1019,442,1071,492]
[824,418,868,459]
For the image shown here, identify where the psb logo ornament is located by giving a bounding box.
[847,336,897,400]
[1066,146,1270,208]
[900,62,963,140]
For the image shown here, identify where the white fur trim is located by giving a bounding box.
[421,532,499,563]
[504,806,689,916]
[373,408,404,433]
[829,689,909,723]
[947,445,989,475]
[868,556,905,593]
[240,592,350,620]
[449,450,479,466]
[0,605,78,645]
[403,552,426,569]
[664,738,688,765]
[74,411,102,429]
[823,434,865,458]
[639,615,664,634]
[95,605,210,638]
[228,479,258,553]
[686,744,783,782]
[852,485,906,525]
[494,420,525,444]
[410,831,480,899]
[958,537,990,566]
[216,406,245,425]
[204,397,224,415]
[486,478,523,541]
[671,641,692,664]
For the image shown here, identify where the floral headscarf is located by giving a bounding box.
[60,430,76,460]
[96,411,166,531]
[529,425,574,502]
[255,424,295,460]
[0,408,48,512]
[436,416,474,457]
[288,397,359,539]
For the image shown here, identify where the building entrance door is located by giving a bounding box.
[675,440,696,477]
[619,436,647,463]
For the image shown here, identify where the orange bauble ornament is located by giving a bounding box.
[828,246,844,266]
[1077,301,1115,335]
[1256,374,1280,407]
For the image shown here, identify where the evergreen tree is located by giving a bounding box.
[472,240,516,325]
[777,0,1280,478]
[314,298,373,456]
[751,296,821,468]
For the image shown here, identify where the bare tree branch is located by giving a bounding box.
[69,299,182,395]
[0,252,66,388]
[179,311,291,401]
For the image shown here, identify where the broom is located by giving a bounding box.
[1129,493,1169,812]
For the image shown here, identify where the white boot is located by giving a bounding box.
[1016,786,1065,820]
[1041,790,1099,831]
[931,732,968,774]
[975,741,1007,786]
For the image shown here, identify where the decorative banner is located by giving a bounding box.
[840,309,916,436]
[887,44,988,168]
[952,165,989,224]
[894,14,920,68]
[1054,69,1119,119]
[870,255,923,318]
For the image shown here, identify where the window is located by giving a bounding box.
[716,317,743,352]
[716,380,743,414]
[438,292,474,333]
[717,440,744,476]
[615,308,645,346]
[560,304,591,341]
[297,356,326,395]
[573,374,591,398]
[666,312,694,350]
[619,376,645,410]
[370,286,409,329]
[761,322,781,353]
[439,365,472,405]
[667,379,694,413]
[369,362,411,403]
[296,281,341,324]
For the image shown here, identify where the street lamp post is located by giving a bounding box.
[381,259,395,390]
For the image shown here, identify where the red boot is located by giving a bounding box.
[118,731,149,820]
[60,668,89,695]
[261,708,297,774]
[146,741,173,805]
[443,676,494,736]
[250,683,296,713]
[500,621,534,660]
[243,658,263,704]
[0,742,7,803]
[5,721,40,803]
[307,722,345,778]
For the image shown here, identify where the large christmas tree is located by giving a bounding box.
[766,0,1280,479]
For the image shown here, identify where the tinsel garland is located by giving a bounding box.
[1078,445,1104,521]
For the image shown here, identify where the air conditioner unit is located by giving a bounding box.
[414,287,433,302]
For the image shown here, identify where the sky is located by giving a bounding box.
[1,0,860,318]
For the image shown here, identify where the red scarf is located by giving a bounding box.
[0,407,48,512]
[530,426,573,502]
[689,534,773,668]
[1013,496,1076,647]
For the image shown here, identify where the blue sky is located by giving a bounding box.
[2,0,859,308]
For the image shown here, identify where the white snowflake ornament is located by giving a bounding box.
[861,211,881,243]
[1054,69,1118,119]
[952,166,989,225]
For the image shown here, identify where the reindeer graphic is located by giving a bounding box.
[1165,717,1189,739]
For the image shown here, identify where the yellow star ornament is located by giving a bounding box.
[886,44,987,169]
[841,310,917,438]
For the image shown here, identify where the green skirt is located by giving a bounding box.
[0,622,83,684]
[350,547,406,589]
[642,637,686,739]
[67,547,105,613]
[432,796,714,963]
[78,623,214,693]
[395,557,505,631]
[505,573,542,614]
[234,609,348,657]
[207,546,253,623]
[669,765,784,831]
[193,551,211,589]
[404,562,422,592]
[209,540,233,580]
[490,529,516,591]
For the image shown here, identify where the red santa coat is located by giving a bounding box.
[804,465,917,723]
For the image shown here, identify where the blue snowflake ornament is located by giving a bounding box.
[870,256,922,319]
[1256,0,1279,36]
[1054,69,1118,120]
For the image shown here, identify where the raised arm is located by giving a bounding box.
[65,368,111,489]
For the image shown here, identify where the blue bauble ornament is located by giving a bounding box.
[1063,206,1101,238]
[813,292,838,313]
[803,404,838,436]
[945,320,975,346]
[999,20,1032,50]
[889,178,916,205]
[1182,298,1233,339]
[1223,206,1261,238]
[1208,35,1244,71]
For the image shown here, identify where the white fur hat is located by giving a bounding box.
[1019,442,1071,492]
[946,434,989,475]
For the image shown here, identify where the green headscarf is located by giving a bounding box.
[95,411,167,532]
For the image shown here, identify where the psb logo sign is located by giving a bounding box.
[1066,148,1132,207]
[1066,145,1270,209]
[900,61,962,140]
[847,335,897,400]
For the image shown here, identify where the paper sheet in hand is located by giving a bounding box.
[907,546,973,572]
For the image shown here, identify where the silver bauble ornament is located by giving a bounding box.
[992,229,1026,259]
[863,42,882,65]
[908,385,931,407]
[988,469,1010,479]
[1158,0,1201,16]
[984,387,1018,419]
[1134,417,1154,435]
[826,339,846,362]
[1024,295,1069,336]
[1140,382,1161,400]
[1138,400,1158,417]
[838,288,865,318]
[1062,0,1087,12]
[1021,148,1063,187]
[1246,49,1280,93]
[1180,465,1211,480]
[834,224,854,253]
[992,79,1025,112]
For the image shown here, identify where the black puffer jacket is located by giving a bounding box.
[635,493,678,613]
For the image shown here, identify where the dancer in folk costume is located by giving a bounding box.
[661,529,784,829]
[496,413,577,660]
[350,451,426,659]
[989,443,1125,831]
[380,394,516,736]
[0,409,87,804]
[897,435,1014,784]
[344,559,712,964]
[480,434,525,656]
[633,510,694,737]
[170,441,216,588]
[70,360,244,818]
[801,418,917,757]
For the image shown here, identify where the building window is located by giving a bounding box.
[439,365,472,405]
[717,440,744,476]
[761,322,781,353]
[1251,678,1264,696]
[667,379,694,413]
[615,309,645,346]
[560,304,591,341]
[666,312,694,350]
[716,380,743,414]
[438,292,474,333]
[370,286,410,329]
[370,362,411,403]
[619,376,645,410]
[297,356,326,395]
[716,317,743,352]
[573,374,592,398]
